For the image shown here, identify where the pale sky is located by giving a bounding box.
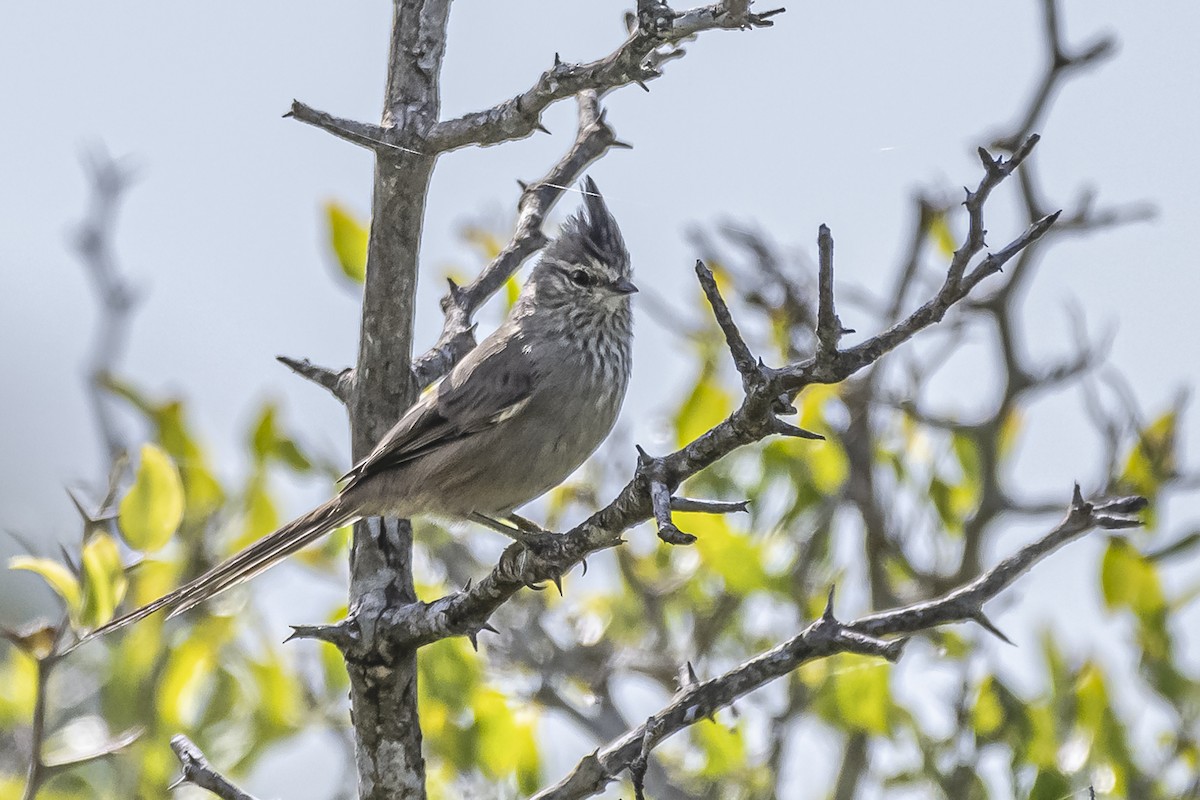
[2,1,1198,795]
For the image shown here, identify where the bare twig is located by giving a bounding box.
[73,148,141,473]
[532,489,1143,800]
[168,735,261,800]
[815,223,848,358]
[411,91,623,389]
[425,1,783,152]
[285,100,416,154]
[275,355,354,403]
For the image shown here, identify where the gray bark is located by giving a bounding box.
[343,3,450,799]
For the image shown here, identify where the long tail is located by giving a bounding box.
[77,496,359,646]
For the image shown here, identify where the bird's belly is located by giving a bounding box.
[417,384,620,518]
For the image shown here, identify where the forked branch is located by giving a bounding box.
[426,1,783,152]
[533,488,1145,800]
[328,135,1057,653]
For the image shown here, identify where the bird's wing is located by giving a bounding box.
[341,330,534,488]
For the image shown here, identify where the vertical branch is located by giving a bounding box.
[815,224,846,359]
[343,3,450,799]
[73,149,140,474]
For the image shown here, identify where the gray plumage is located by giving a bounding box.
[82,177,635,641]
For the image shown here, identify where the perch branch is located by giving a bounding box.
[336,138,1057,653]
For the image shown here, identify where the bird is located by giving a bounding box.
[83,176,635,642]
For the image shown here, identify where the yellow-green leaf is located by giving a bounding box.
[119,443,185,551]
[80,533,127,628]
[971,675,1003,737]
[695,720,746,778]
[675,354,733,448]
[326,200,369,284]
[9,556,82,619]
[929,211,957,259]
[1119,410,1177,502]
[232,473,280,551]
[1100,538,1166,617]
[832,654,892,734]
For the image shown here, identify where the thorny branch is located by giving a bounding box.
[425,1,783,152]
[411,91,625,389]
[73,148,140,474]
[532,489,1145,800]
[168,735,261,800]
[288,134,1060,660]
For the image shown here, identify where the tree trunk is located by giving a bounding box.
[345,2,450,798]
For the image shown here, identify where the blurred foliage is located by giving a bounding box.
[5,34,1200,800]
[5,203,1198,800]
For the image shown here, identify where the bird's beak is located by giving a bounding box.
[610,277,639,295]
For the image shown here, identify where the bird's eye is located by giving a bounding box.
[569,269,593,286]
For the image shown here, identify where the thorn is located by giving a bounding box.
[610,139,634,150]
[822,585,838,622]
[463,577,473,592]
[580,558,589,576]
[550,573,564,596]
[516,178,529,191]
[554,52,562,67]
[882,636,910,662]
[686,661,699,686]
[281,110,294,120]
[468,631,480,651]
[770,417,825,440]
[635,79,650,92]
[972,611,1014,646]
[534,121,551,135]
[635,444,654,466]
[480,622,499,635]
[167,775,187,791]
[840,326,856,335]
[1072,482,1084,508]
[527,581,546,591]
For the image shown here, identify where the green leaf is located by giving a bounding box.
[832,654,892,734]
[249,402,312,472]
[157,619,230,728]
[1028,769,1071,800]
[118,443,185,552]
[929,211,958,259]
[1100,538,1166,617]
[80,533,127,628]
[675,353,733,448]
[10,556,82,621]
[326,200,368,284]
[971,675,1003,737]
[472,687,541,792]
[695,720,747,778]
[1023,703,1058,768]
[1074,661,1109,735]
[684,512,773,597]
[232,473,280,551]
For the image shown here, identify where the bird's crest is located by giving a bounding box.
[543,177,630,274]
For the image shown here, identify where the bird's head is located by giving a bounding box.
[521,177,636,317]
